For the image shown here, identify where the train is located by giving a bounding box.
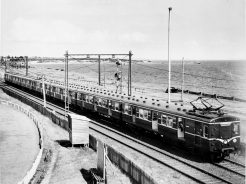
[4,72,241,160]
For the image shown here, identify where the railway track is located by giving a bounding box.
[213,159,245,177]
[1,84,245,184]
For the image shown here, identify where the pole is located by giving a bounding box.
[64,50,69,116]
[128,51,132,96]
[25,56,28,76]
[42,75,46,108]
[121,62,123,93]
[168,7,172,104]
[66,51,69,114]
[64,53,66,117]
[104,64,105,87]
[98,55,101,86]
[5,57,7,73]
[181,57,184,102]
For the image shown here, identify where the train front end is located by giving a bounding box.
[210,116,240,158]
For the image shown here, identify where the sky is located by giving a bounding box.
[0,0,245,60]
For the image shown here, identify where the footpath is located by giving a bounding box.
[0,104,39,184]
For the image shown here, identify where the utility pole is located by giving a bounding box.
[168,7,172,104]
[181,57,184,102]
[42,75,46,108]
[98,55,101,86]
[64,51,69,117]
[128,51,132,96]
[103,64,105,87]
[25,56,28,76]
[5,57,7,73]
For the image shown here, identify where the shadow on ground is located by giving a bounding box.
[80,168,97,184]
[55,140,72,148]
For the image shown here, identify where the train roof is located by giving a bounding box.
[6,72,240,123]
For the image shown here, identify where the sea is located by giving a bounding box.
[30,60,246,100]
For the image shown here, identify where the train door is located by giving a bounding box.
[195,121,202,146]
[94,96,97,112]
[177,117,184,139]
[108,100,112,116]
[132,106,136,123]
[152,111,158,131]
[74,92,77,106]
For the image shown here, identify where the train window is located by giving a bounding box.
[124,103,132,115]
[94,97,99,105]
[139,109,144,118]
[138,109,150,120]
[115,102,120,111]
[177,118,183,130]
[203,125,209,138]
[52,87,56,92]
[161,114,167,125]
[85,95,89,102]
[88,96,93,103]
[77,93,81,100]
[108,100,112,108]
[167,117,173,127]
[98,98,102,106]
[60,88,64,95]
[233,123,239,135]
[153,112,158,121]
[143,110,148,119]
[132,106,137,116]
[167,116,177,128]
[102,99,107,107]
[72,92,77,99]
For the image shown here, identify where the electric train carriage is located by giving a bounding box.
[4,72,241,160]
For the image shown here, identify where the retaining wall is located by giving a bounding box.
[3,88,158,184]
[0,100,44,184]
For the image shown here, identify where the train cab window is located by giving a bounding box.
[52,87,56,92]
[233,123,239,135]
[203,125,209,138]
